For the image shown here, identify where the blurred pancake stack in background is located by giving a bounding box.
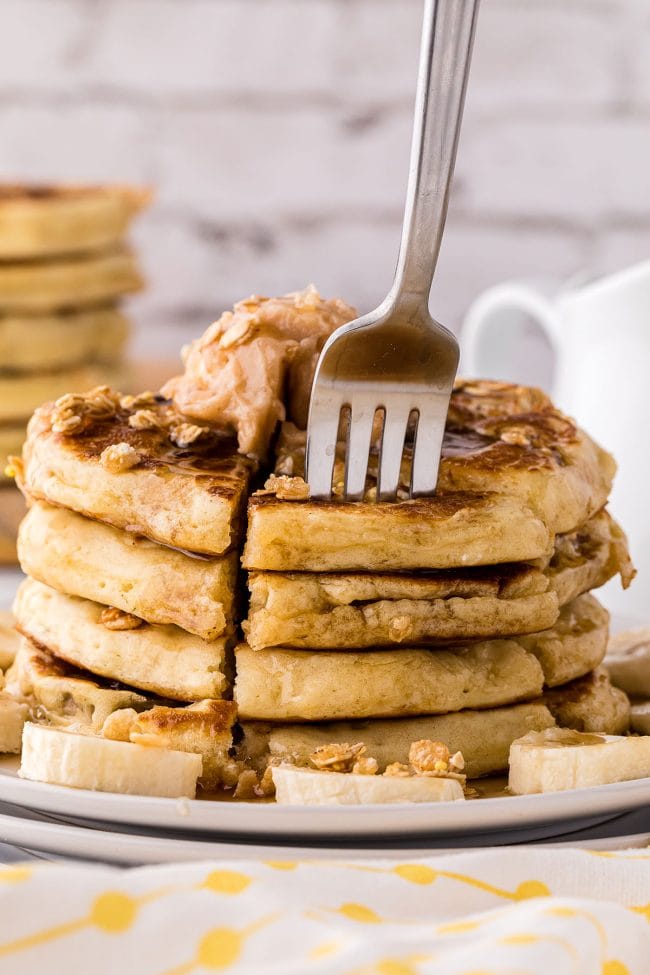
[0,185,149,562]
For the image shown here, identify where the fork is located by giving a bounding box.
[305,0,479,501]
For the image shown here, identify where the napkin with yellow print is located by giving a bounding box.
[0,849,649,974]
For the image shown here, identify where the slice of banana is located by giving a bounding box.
[630,701,650,735]
[271,765,464,805]
[604,628,650,697]
[509,727,650,794]
[0,693,28,753]
[19,723,202,798]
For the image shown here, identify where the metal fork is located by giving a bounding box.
[306,0,479,501]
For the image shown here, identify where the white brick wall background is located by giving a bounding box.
[0,0,648,373]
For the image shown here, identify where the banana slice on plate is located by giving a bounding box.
[604,627,650,697]
[508,727,650,794]
[19,723,202,798]
[271,765,465,805]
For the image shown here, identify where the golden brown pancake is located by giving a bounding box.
[0,245,143,313]
[244,381,615,571]
[18,502,239,640]
[19,388,255,556]
[543,667,630,735]
[0,184,150,260]
[8,636,236,789]
[244,701,556,779]
[244,511,629,650]
[0,306,129,372]
[14,579,231,702]
[234,595,608,722]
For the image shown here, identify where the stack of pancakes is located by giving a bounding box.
[0,185,149,562]
[8,389,255,788]
[237,381,634,779]
[5,348,636,790]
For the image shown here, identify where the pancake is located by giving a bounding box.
[245,572,558,650]
[0,245,143,314]
[243,701,556,779]
[18,502,239,640]
[8,637,236,789]
[234,595,608,721]
[244,380,614,571]
[14,579,230,702]
[546,509,634,605]
[543,668,630,735]
[518,594,609,688]
[0,363,125,423]
[20,388,255,555]
[6,636,148,732]
[0,184,149,260]
[0,307,129,372]
[244,512,628,650]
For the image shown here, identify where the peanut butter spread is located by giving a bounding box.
[163,286,356,458]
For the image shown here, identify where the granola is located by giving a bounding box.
[99,442,141,473]
[99,607,144,631]
[309,741,366,773]
[50,386,121,435]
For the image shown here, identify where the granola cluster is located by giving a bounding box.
[50,386,121,435]
[47,387,215,472]
[100,443,141,473]
[99,607,144,631]
[307,739,464,783]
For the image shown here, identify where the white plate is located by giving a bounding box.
[1,758,650,843]
[1,802,649,865]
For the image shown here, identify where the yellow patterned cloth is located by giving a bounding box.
[0,849,649,973]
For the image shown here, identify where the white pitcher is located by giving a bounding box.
[461,259,650,623]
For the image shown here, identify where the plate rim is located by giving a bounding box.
[1,764,649,841]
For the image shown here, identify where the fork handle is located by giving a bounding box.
[390,0,479,308]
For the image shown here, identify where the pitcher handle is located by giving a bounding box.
[461,282,561,380]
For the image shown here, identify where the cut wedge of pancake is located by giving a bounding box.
[0,363,125,423]
[14,579,230,702]
[235,595,608,721]
[6,636,148,732]
[245,490,553,572]
[19,502,238,640]
[0,246,143,313]
[543,668,630,735]
[245,512,628,650]
[0,185,150,260]
[244,380,614,571]
[21,389,255,555]
[244,701,555,779]
[8,637,237,788]
[246,576,558,650]
[0,306,129,372]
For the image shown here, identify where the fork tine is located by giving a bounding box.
[410,395,449,496]
[344,395,377,500]
[305,398,341,499]
[378,405,411,501]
